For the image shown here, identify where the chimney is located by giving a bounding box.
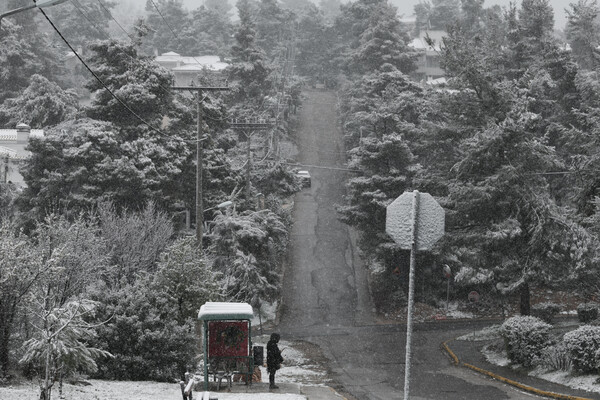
[16,123,30,144]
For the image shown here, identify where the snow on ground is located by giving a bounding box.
[465,325,600,394]
[0,379,184,400]
[481,343,510,367]
[560,310,578,316]
[384,301,479,322]
[457,324,501,341]
[446,309,475,319]
[0,380,309,400]
[251,335,330,386]
[0,335,327,400]
[212,394,306,400]
[529,369,600,394]
[251,301,278,327]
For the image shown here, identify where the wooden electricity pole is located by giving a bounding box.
[228,119,274,200]
[172,86,228,249]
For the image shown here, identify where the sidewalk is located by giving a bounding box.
[446,338,600,400]
[199,382,345,400]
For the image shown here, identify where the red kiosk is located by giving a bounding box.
[198,302,254,390]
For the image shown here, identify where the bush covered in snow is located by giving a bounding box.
[531,302,561,324]
[563,325,600,373]
[538,342,572,372]
[500,316,552,367]
[577,303,599,323]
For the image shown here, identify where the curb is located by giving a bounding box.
[329,386,348,400]
[442,340,594,400]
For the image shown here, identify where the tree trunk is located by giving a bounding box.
[0,328,10,378]
[43,339,52,400]
[519,282,531,316]
[58,368,64,399]
[0,310,14,377]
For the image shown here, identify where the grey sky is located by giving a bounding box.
[3,0,568,29]
[390,0,572,29]
[182,0,573,29]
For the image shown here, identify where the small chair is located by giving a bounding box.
[215,369,232,391]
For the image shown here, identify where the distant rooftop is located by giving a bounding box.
[155,52,228,71]
[409,30,446,51]
[0,127,44,159]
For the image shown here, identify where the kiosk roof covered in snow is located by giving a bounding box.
[198,302,253,321]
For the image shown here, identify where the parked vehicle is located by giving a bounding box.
[296,170,311,188]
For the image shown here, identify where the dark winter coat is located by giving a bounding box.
[267,333,283,372]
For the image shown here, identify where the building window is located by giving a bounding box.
[426,55,440,68]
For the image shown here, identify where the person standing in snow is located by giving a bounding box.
[267,332,284,389]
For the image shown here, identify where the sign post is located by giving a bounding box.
[386,190,445,399]
[443,264,452,314]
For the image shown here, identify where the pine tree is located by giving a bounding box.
[0,20,61,103]
[566,0,600,70]
[47,0,115,49]
[0,75,78,128]
[142,0,191,55]
[351,2,415,74]
[228,0,272,102]
[447,98,595,314]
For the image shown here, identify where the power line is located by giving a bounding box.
[94,0,133,41]
[37,6,177,141]
[69,0,178,101]
[70,0,107,39]
[148,0,179,42]
[73,0,229,120]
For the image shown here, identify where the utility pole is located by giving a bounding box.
[229,119,274,200]
[0,0,69,29]
[2,154,8,183]
[172,85,228,249]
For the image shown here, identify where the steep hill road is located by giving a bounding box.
[278,89,549,399]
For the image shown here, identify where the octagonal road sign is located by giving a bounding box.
[386,191,445,251]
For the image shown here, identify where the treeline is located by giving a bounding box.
[303,0,600,314]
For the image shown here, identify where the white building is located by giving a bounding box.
[0,123,44,187]
[155,52,228,86]
[409,30,446,82]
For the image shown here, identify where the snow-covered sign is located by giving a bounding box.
[385,191,445,250]
[198,302,254,321]
[443,264,452,278]
[468,291,480,303]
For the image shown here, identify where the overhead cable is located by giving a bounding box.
[37,6,181,141]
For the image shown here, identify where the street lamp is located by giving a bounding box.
[0,0,69,29]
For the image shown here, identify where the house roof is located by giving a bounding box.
[156,53,228,71]
[198,302,254,321]
[409,30,446,51]
[172,63,228,72]
[0,146,17,158]
[0,129,44,159]
[0,129,44,141]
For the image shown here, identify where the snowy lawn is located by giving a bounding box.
[217,395,305,400]
[444,301,475,319]
[0,380,308,400]
[0,379,186,400]
[529,368,600,395]
[464,325,600,394]
[0,335,327,400]
[481,343,510,367]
